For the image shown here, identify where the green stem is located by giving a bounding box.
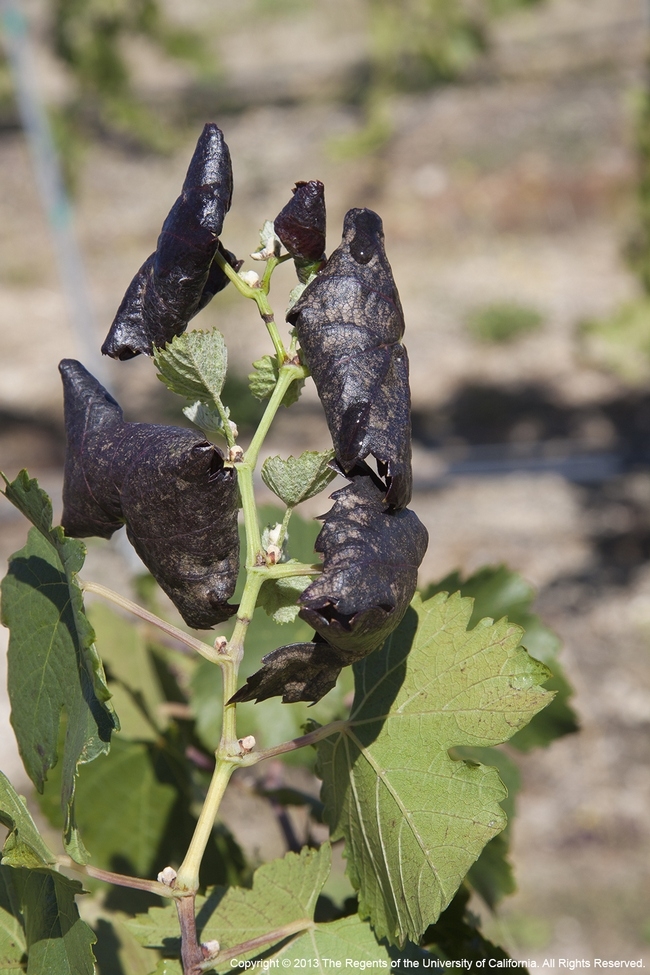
[213,249,287,362]
[79,580,225,665]
[240,719,349,766]
[276,506,293,551]
[174,759,235,894]
[237,462,262,567]
[212,395,236,449]
[245,364,306,470]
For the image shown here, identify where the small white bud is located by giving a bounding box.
[239,270,260,288]
[266,544,281,564]
[214,635,228,653]
[229,445,244,463]
[228,419,239,439]
[201,939,220,959]
[157,866,177,887]
[239,735,256,754]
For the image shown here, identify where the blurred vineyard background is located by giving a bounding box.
[1,0,650,966]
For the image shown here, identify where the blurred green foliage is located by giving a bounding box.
[627,78,650,295]
[45,0,215,186]
[336,0,545,155]
[466,301,543,344]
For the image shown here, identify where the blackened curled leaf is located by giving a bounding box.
[231,465,428,704]
[274,180,326,268]
[59,359,239,629]
[288,207,412,509]
[102,123,237,359]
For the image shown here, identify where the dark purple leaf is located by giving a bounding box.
[274,180,326,271]
[59,359,239,629]
[287,208,412,509]
[102,123,236,360]
[231,465,428,704]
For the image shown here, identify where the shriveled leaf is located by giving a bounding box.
[274,180,327,282]
[0,773,57,870]
[232,467,428,704]
[288,208,411,509]
[425,565,578,751]
[102,124,236,359]
[1,523,116,863]
[59,359,239,629]
[153,329,228,404]
[13,869,95,975]
[0,866,25,972]
[317,591,552,946]
[249,355,304,406]
[261,451,336,507]
[258,572,312,624]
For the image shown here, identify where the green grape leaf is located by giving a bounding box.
[129,845,331,955]
[317,591,552,946]
[87,604,165,742]
[129,845,395,968]
[37,738,176,879]
[454,747,521,908]
[278,914,391,967]
[249,355,304,406]
[424,565,578,751]
[0,866,26,972]
[13,869,95,975]
[261,451,337,507]
[1,473,117,864]
[153,329,228,403]
[182,400,233,441]
[258,571,312,624]
[0,772,57,870]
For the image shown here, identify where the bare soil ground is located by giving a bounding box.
[2,0,650,962]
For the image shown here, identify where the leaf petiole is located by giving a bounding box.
[79,580,227,666]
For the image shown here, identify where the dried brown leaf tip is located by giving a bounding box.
[102,123,237,360]
[288,208,412,509]
[230,465,428,704]
[59,359,239,629]
[274,180,326,268]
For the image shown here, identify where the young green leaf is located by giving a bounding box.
[183,400,234,441]
[102,123,236,359]
[316,591,553,946]
[0,772,58,869]
[249,355,305,406]
[59,359,240,629]
[288,208,412,509]
[258,572,312,624]
[153,328,228,403]
[424,564,578,751]
[1,522,117,863]
[261,450,336,507]
[12,869,96,975]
